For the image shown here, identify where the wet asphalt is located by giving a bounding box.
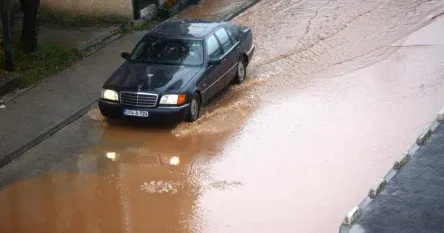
[1,0,444,232]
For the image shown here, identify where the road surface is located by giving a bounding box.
[1,0,444,232]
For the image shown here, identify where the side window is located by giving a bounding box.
[214,28,234,53]
[226,28,238,44]
[206,34,223,59]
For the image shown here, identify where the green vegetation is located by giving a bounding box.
[0,38,82,88]
[134,20,158,31]
[40,6,131,26]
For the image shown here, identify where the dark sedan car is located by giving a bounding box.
[99,18,255,122]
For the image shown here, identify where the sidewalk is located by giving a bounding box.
[0,0,259,167]
[0,31,145,166]
[340,109,444,233]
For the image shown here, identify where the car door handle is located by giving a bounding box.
[221,58,227,63]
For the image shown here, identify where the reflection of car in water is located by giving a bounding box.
[83,125,221,197]
[99,18,255,123]
[87,125,221,169]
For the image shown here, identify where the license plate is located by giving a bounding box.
[123,109,149,117]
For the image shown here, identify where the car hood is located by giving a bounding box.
[104,62,201,93]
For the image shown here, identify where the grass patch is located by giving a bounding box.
[0,38,82,88]
[40,5,131,27]
[134,20,158,31]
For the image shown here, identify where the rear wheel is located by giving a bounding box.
[234,57,247,84]
[185,93,201,122]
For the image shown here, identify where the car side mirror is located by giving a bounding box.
[121,52,130,60]
[208,58,222,65]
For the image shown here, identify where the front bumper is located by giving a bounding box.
[98,99,190,122]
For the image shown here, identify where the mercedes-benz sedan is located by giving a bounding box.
[99,19,255,122]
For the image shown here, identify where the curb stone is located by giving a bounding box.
[338,107,444,232]
[393,152,410,170]
[368,179,387,198]
[221,0,261,21]
[437,108,444,122]
[416,128,432,146]
[0,0,259,168]
[82,33,124,57]
[0,73,20,97]
[343,207,361,225]
[76,26,122,54]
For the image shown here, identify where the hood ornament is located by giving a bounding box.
[137,84,143,91]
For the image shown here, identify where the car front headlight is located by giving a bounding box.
[160,94,186,105]
[101,89,119,101]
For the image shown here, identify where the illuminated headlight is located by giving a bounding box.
[101,89,119,101]
[160,94,186,105]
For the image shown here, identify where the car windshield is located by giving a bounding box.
[130,37,204,66]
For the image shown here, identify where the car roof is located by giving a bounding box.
[150,18,224,39]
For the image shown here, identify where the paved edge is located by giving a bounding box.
[0,74,20,97]
[76,26,122,53]
[0,1,259,168]
[221,0,261,21]
[338,107,444,233]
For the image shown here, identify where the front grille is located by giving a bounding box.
[120,91,158,108]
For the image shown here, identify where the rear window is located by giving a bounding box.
[206,35,223,59]
[214,28,234,53]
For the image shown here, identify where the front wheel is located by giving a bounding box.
[99,108,118,119]
[185,93,201,122]
[233,57,247,84]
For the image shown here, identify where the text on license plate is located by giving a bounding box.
[123,109,149,117]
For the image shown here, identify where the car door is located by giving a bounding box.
[200,33,225,104]
[214,27,240,87]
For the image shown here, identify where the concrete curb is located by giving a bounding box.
[0,73,20,97]
[82,33,124,57]
[77,26,122,55]
[368,179,387,198]
[338,107,444,232]
[437,108,444,122]
[0,0,259,168]
[76,26,121,52]
[221,0,261,21]
[393,152,411,170]
[343,207,361,225]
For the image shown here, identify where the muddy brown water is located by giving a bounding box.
[1,0,444,232]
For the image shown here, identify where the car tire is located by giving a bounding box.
[185,92,201,123]
[99,108,118,119]
[233,57,247,84]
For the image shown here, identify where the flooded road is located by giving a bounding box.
[1,0,444,232]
